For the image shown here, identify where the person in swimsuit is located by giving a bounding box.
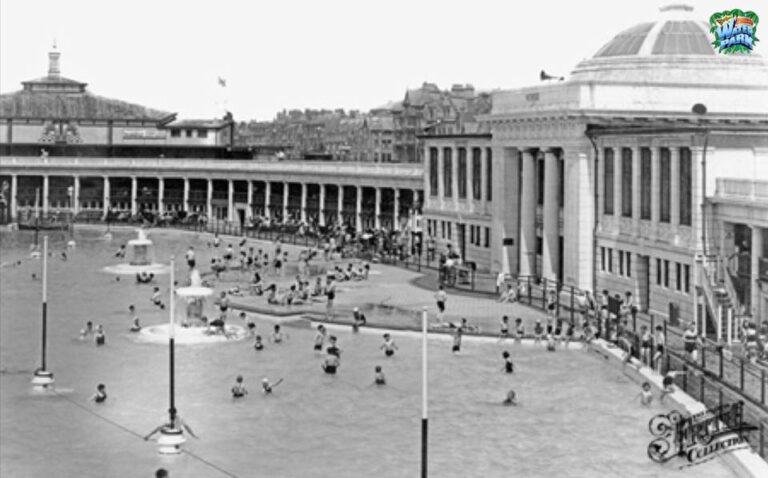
[502,351,514,373]
[435,285,447,322]
[115,244,126,258]
[238,312,256,336]
[380,334,398,357]
[213,233,221,248]
[95,325,106,346]
[231,375,248,398]
[262,377,283,394]
[322,355,340,374]
[313,325,326,351]
[636,382,653,406]
[452,327,462,353]
[151,287,165,309]
[352,308,367,332]
[639,325,653,367]
[91,384,107,403]
[374,366,386,385]
[499,316,510,340]
[533,320,544,344]
[502,390,518,406]
[270,324,285,343]
[185,246,196,269]
[129,305,141,332]
[253,335,264,351]
[326,336,341,357]
[682,323,700,362]
[545,334,556,352]
[218,291,230,315]
[325,277,336,320]
[515,318,524,344]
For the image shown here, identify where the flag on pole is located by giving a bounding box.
[217,77,227,87]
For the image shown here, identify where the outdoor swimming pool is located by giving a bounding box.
[0,228,735,477]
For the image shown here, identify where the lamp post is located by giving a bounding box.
[692,103,708,338]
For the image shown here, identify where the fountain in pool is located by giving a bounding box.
[137,268,247,344]
[102,229,170,275]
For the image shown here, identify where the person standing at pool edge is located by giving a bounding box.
[435,285,447,322]
[325,277,336,320]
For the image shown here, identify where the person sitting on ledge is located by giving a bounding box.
[249,272,264,296]
[136,271,155,284]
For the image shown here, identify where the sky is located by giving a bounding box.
[0,0,763,122]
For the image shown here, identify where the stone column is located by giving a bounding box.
[246,181,253,220]
[282,182,289,224]
[337,185,344,226]
[355,185,363,232]
[72,175,80,214]
[690,146,706,252]
[393,188,400,231]
[437,146,445,208]
[467,147,475,214]
[102,176,110,218]
[752,227,763,318]
[631,146,641,232]
[300,183,307,224]
[451,146,459,210]
[542,150,560,282]
[130,176,138,216]
[264,181,271,220]
[612,147,621,220]
[183,178,190,213]
[10,174,17,221]
[650,146,660,230]
[227,179,234,222]
[42,175,49,215]
[481,147,489,215]
[319,183,326,227]
[158,177,164,214]
[519,150,537,276]
[671,147,680,225]
[563,147,595,290]
[491,147,520,276]
[374,187,381,230]
[413,189,420,210]
[206,178,213,223]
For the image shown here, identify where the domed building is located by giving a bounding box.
[423,4,768,332]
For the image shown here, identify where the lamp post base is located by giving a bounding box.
[157,426,186,455]
[31,369,55,389]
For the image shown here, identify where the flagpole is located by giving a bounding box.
[32,236,54,388]
[168,257,176,425]
[421,306,428,478]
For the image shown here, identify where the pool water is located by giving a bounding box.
[0,228,734,477]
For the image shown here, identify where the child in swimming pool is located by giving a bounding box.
[502,351,514,373]
[502,390,518,406]
[452,327,462,353]
[91,384,107,403]
[322,355,340,374]
[326,336,341,357]
[270,324,285,343]
[262,377,283,394]
[253,335,264,350]
[636,382,653,406]
[515,318,524,344]
[95,325,106,346]
[313,325,326,351]
[151,287,165,309]
[659,371,684,404]
[129,305,141,332]
[374,366,386,385]
[380,334,398,357]
[232,375,248,398]
[534,319,544,344]
[545,334,556,352]
[239,312,256,336]
[499,315,510,340]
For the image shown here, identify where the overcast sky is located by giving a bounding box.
[0,0,762,121]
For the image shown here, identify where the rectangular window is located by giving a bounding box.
[660,148,671,223]
[663,260,670,288]
[684,265,691,293]
[185,130,193,138]
[441,221,445,239]
[536,157,545,205]
[679,147,692,226]
[458,148,467,199]
[608,248,613,273]
[640,148,652,220]
[621,148,632,217]
[429,148,438,196]
[656,258,662,285]
[170,129,181,138]
[470,225,474,244]
[676,263,682,291]
[472,148,482,200]
[447,222,452,240]
[604,148,614,215]
[626,252,632,278]
[485,148,492,201]
[618,251,624,276]
[197,129,208,138]
[601,247,606,271]
[443,148,453,198]
[484,227,490,248]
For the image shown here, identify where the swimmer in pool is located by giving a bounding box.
[322,355,340,374]
[262,377,283,394]
[499,315,510,340]
[326,336,341,357]
[545,334,556,352]
[502,390,518,406]
[635,382,653,406]
[502,351,514,373]
[90,384,107,403]
[150,287,165,309]
[374,366,386,385]
[313,325,327,351]
[239,312,256,336]
[231,375,248,398]
[352,307,367,332]
[533,319,544,344]
[129,305,141,332]
[659,371,685,404]
[253,335,264,351]
[270,324,285,343]
[452,327,462,353]
[95,325,106,346]
[380,334,398,357]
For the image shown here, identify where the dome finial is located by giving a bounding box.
[48,43,61,78]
